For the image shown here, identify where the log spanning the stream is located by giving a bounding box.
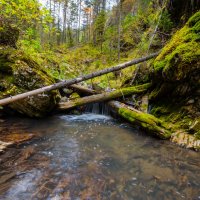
[108,101,172,139]
[58,83,151,111]
[0,52,159,106]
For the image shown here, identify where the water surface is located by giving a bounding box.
[0,114,200,200]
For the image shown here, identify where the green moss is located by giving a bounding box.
[153,11,200,80]
[118,107,172,139]
[109,83,152,98]
[194,131,200,140]
[69,93,80,100]
[150,101,199,135]
[188,11,200,27]
[149,87,160,100]
[151,106,170,116]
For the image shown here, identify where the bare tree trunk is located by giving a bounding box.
[62,0,68,43]
[57,1,61,45]
[78,0,82,43]
[117,0,122,62]
[48,0,52,46]
[0,52,159,106]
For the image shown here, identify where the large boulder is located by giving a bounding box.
[149,11,200,143]
[0,20,60,117]
[150,11,200,107]
[0,46,60,117]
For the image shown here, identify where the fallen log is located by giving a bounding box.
[58,83,151,111]
[108,101,172,139]
[69,84,97,95]
[0,52,159,106]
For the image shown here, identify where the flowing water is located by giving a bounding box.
[0,113,200,200]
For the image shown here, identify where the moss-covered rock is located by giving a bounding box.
[0,46,60,117]
[150,11,200,105]
[147,12,200,148]
[153,11,200,81]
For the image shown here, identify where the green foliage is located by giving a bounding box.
[0,0,52,48]
[195,131,200,140]
[94,10,106,44]
[20,39,42,52]
[159,10,173,33]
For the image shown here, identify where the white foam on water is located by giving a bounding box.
[59,113,111,122]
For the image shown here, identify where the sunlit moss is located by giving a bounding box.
[153,11,200,80]
[118,107,172,139]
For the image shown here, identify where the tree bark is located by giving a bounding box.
[58,83,151,111]
[117,0,122,62]
[0,52,159,106]
[108,101,172,139]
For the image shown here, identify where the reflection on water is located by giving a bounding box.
[0,114,200,200]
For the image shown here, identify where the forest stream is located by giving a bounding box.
[0,113,200,200]
[0,0,200,199]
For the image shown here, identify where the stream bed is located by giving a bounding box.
[0,114,200,200]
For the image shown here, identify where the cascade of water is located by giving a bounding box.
[85,103,111,115]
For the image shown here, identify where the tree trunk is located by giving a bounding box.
[69,84,98,95]
[58,83,151,111]
[0,52,159,106]
[78,0,82,43]
[108,101,172,139]
[62,0,68,43]
[117,0,122,62]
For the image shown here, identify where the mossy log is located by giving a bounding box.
[108,101,172,139]
[58,83,151,111]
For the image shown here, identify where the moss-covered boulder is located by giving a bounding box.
[153,11,200,81]
[150,11,200,105]
[148,11,200,148]
[0,46,60,117]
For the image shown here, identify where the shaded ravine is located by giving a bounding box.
[0,114,200,200]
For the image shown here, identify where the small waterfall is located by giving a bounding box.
[85,103,111,115]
